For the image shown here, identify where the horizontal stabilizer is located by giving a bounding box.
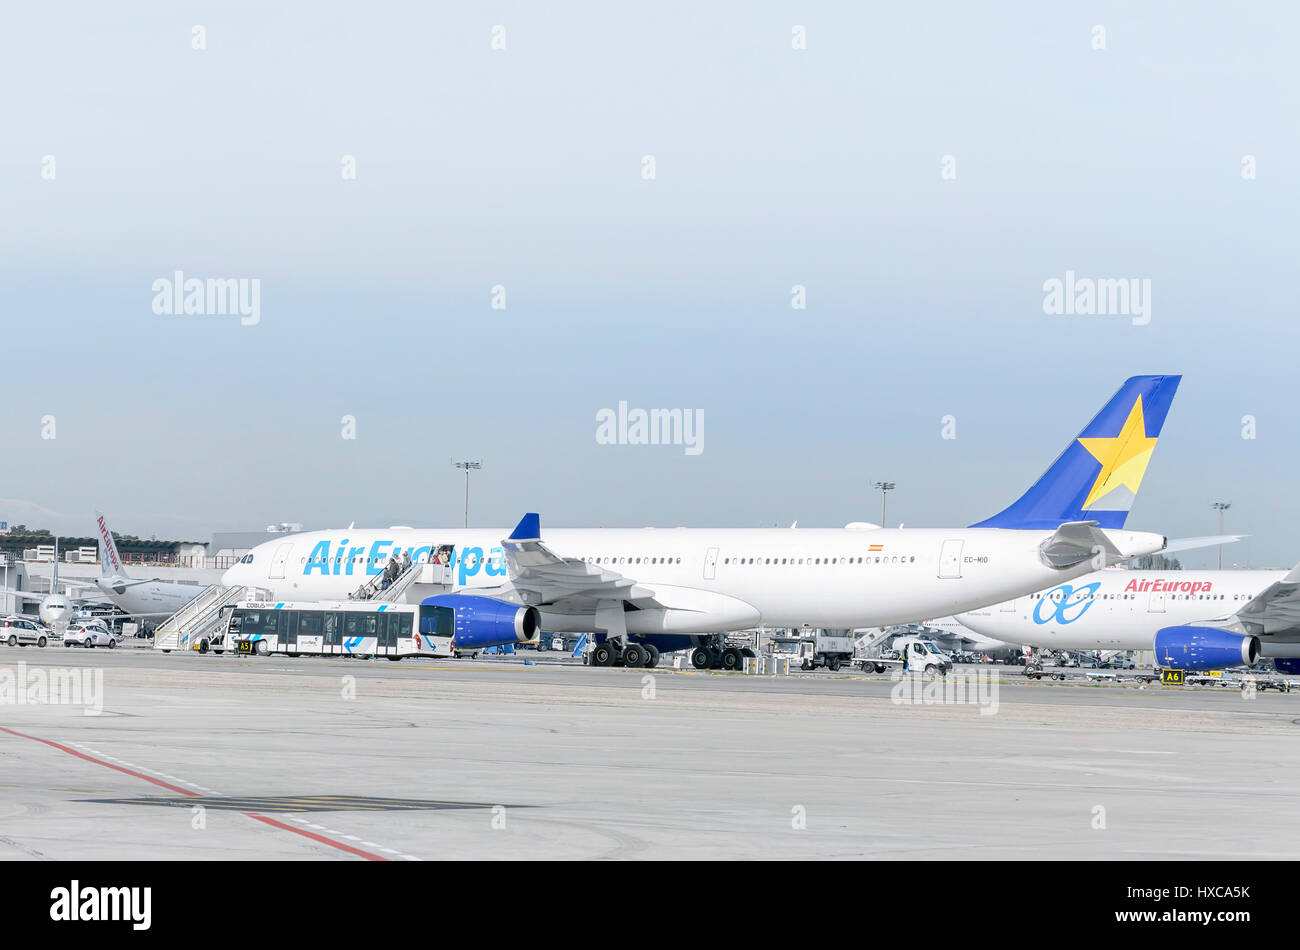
[1160,534,1248,556]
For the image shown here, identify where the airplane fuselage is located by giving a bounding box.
[956,569,1294,655]
[223,526,1165,634]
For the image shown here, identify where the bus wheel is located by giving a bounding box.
[255,641,269,656]
[387,656,403,662]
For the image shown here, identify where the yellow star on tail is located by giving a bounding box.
[1076,397,1158,509]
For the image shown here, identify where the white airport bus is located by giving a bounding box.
[225,600,454,660]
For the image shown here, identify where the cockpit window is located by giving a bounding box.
[239,554,254,564]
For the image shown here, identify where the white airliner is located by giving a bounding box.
[0,516,206,632]
[956,563,1300,672]
[0,531,95,630]
[88,512,207,624]
[220,376,1182,668]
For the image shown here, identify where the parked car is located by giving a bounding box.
[63,623,117,648]
[2,616,53,648]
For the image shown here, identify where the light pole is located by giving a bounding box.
[1212,502,1230,570]
[872,481,896,527]
[452,460,482,528]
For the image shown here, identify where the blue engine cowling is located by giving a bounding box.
[1274,658,1300,676]
[1153,625,1259,670]
[423,594,541,650]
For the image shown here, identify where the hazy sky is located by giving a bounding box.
[2,2,1297,568]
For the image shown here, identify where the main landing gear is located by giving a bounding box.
[590,640,661,668]
[691,645,747,671]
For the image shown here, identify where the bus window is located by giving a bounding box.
[392,613,412,639]
[419,605,453,637]
[298,611,323,638]
[346,613,377,638]
[280,611,298,645]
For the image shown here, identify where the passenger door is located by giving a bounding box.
[269,543,293,580]
[938,539,964,579]
[703,547,719,580]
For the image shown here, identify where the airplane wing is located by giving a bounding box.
[499,513,657,610]
[1229,561,1300,637]
[98,578,167,591]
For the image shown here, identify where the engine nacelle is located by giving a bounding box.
[1274,658,1300,676]
[1153,625,1259,670]
[423,594,541,650]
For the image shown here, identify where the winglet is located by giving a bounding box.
[509,513,541,541]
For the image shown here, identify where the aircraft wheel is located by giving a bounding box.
[592,642,616,667]
[622,644,645,667]
[644,644,660,668]
[691,648,712,670]
[720,647,743,671]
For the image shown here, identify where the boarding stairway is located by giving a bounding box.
[354,558,455,603]
[152,585,249,652]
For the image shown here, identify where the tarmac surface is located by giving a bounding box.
[2,644,1297,860]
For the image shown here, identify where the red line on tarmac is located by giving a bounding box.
[242,813,386,861]
[0,726,388,861]
[0,727,197,796]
